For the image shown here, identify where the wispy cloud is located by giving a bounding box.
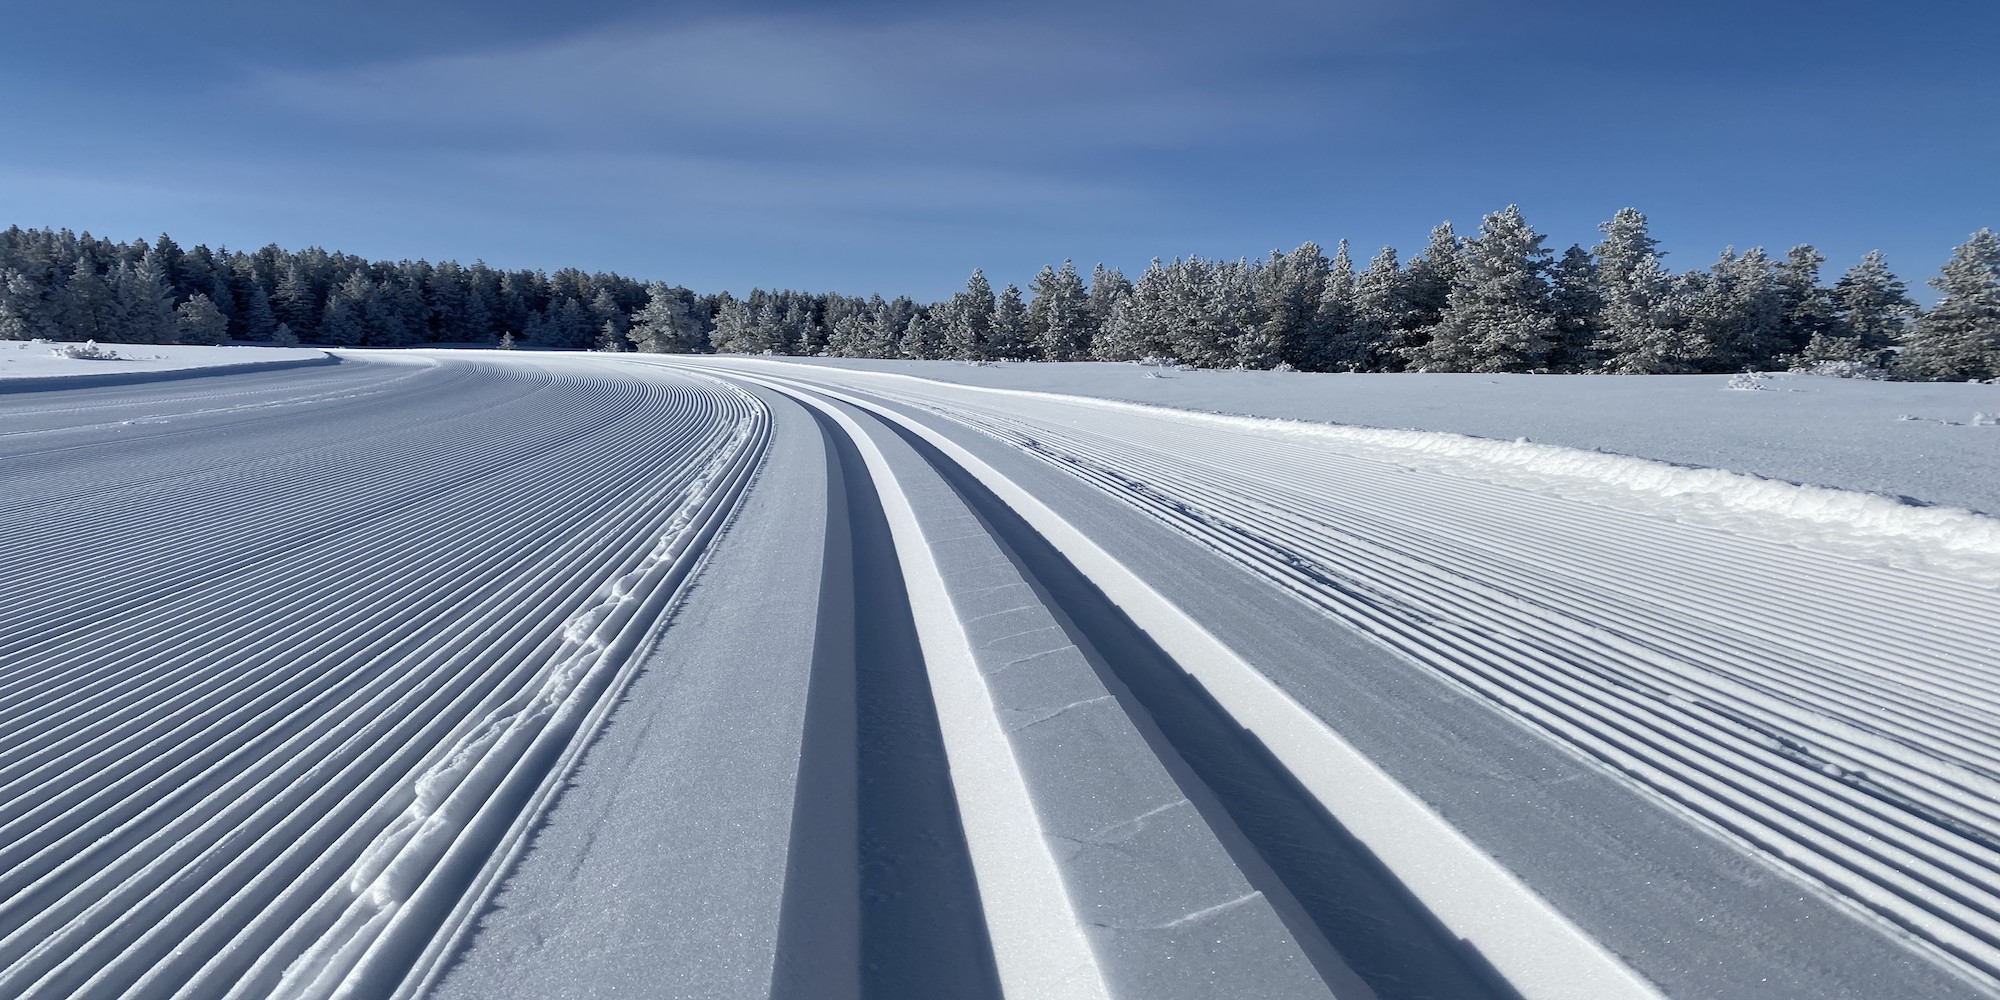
[244,7,1366,161]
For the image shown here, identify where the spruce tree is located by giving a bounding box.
[1898,229,2000,381]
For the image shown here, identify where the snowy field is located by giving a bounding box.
[5,347,1998,999]
[0,340,329,388]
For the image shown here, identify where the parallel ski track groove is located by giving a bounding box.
[0,356,765,999]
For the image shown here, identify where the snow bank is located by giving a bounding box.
[748,361,2000,589]
[0,339,333,391]
[769,360,2000,517]
[1049,391,2000,588]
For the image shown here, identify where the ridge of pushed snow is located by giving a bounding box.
[752,364,2000,589]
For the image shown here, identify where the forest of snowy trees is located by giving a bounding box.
[3,209,1997,380]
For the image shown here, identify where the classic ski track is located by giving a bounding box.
[714,361,2000,994]
[0,354,766,999]
[693,362,1663,1000]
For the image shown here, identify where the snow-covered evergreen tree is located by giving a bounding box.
[117,252,180,344]
[1404,206,1554,373]
[987,283,1030,359]
[1774,245,1836,356]
[939,269,996,360]
[1546,244,1601,372]
[318,273,370,347]
[0,268,46,340]
[1085,263,1130,347]
[1392,222,1463,363]
[1687,247,1784,370]
[175,292,230,345]
[1312,241,1363,369]
[1347,247,1401,370]
[1027,261,1091,361]
[708,296,760,354]
[629,283,700,353]
[1254,243,1329,368]
[1898,229,2000,381]
[1806,250,1912,364]
[1592,209,1693,373]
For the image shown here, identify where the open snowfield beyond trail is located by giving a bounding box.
[4,348,1998,999]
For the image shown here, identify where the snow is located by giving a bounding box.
[765,358,2000,516]
[7,349,1996,1000]
[0,339,329,387]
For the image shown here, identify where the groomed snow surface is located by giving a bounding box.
[0,339,331,390]
[4,348,1998,999]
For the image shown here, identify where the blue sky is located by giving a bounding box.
[1,0,1992,298]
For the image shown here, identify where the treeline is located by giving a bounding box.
[3,209,1996,380]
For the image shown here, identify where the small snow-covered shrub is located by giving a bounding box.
[1791,359,1888,380]
[51,340,120,360]
[1725,372,1770,391]
[1271,361,1298,372]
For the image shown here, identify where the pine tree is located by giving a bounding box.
[235,278,279,342]
[56,256,116,341]
[319,273,372,347]
[117,253,179,344]
[1313,241,1362,370]
[1085,263,1130,347]
[940,269,996,360]
[1392,222,1463,364]
[1774,245,1836,356]
[1898,229,2000,381]
[176,293,230,345]
[1027,261,1091,361]
[988,283,1030,359]
[1592,209,1695,373]
[900,310,943,360]
[1546,245,1602,372]
[1809,250,1912,364]
[274,261,320,337]
[1348,247,1402,371]
[595,319,629,352]
[1405,206,1554,373]
[1096,259,1169,361]
[630,283,698,353]
[1254,243,1329,368]
[709,296,759,354]
[1687,247,1785,370]
[0,268,46,340]
[271,322,299,347]
[826,313,871,357]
